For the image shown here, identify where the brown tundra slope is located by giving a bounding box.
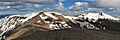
[15,28,120,40]
[0,12,120,40]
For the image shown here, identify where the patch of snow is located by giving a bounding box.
[64,16,78,24]
[103,27,106,30]
[84,12,118,21]
[44,12,58,19]
[39,14,50,23]
[48,12,63,15]
[9,15,21,18]
[37,20,41,23]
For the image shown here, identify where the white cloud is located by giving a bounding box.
[0,0,55,4]
[94,0,120,8]
[0,0,54,11]
[43,8,51,12]
[75,2,88,6]
[54,2,66,11]
[0,2,43,11]
[87,8,101,11]
[0,2,21,6]
[59,0,65,2]
[34,4,43,8]
[69,2,88,11]
[84,0,95,1]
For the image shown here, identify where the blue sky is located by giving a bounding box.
[0,0,83,14]
[0,0,120,16]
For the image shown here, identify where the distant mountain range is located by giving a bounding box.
[0,14,15,19]
[0,12,120,40]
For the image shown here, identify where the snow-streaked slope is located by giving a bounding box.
[64,16,78,24]
[0,12,119,32]
[0,12,119,40]
[78,12,118,22]
[44,12,58,19]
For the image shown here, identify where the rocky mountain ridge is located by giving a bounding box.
[0,12,120,40]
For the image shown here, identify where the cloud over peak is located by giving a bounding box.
[69,2,89,11]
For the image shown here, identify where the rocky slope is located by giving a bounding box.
[16,28,120,40]
[0,12,120,40]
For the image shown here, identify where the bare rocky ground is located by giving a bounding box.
[14,28,120,40]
